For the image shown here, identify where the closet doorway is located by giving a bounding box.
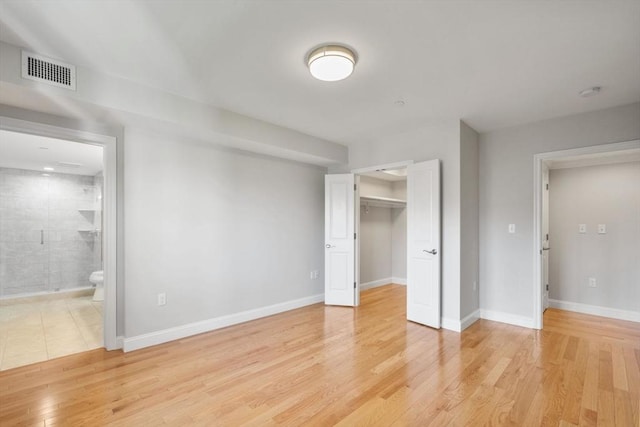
[324,160,441,328]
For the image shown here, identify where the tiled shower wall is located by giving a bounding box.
[0,168,102,297]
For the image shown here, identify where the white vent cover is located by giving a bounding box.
[21,51,76,90]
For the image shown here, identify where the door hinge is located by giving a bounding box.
[546,183,549,190]
[354,184,357,191]
[354,232,357,239]
[546,284,549,291]
[354,282,356,289]
[545,233,549,241]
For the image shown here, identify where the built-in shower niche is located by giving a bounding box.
[0,168,103,297]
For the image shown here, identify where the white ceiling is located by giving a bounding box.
[0,1,638,148]
[0,130,103,175]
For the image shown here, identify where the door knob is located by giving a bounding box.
[325,244,335,249]
[423,249,437,255]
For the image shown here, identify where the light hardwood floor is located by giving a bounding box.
[0,284,638,426]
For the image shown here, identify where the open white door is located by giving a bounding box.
[406,160,441,328]
[542,164,550,311]
[324,174,356,306]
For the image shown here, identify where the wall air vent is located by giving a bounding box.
[21,51,76,90]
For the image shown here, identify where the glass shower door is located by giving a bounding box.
[0,169,50,297]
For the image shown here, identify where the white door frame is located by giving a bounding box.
[0,115,120,350]
[351,160,414,175]
[532,139,640,329]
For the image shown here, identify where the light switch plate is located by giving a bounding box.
[579,224,586,233]
[598,224,606,234]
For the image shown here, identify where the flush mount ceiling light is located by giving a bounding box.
[307,45,356,82]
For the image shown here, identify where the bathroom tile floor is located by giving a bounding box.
[0,294,103,371]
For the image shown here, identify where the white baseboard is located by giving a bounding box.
[359,277,406,290]
[123,293,324,352]
[115,335,124,349]
[480,309,535,329]
[359,278,393,291]
[441,317,459,332]
[461,309,481,331]
[441,309,481,332]
[549,299,640,323]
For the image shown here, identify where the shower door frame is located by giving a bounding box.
[0,115,119,351]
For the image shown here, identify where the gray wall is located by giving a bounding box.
[124,126,326,337]
[358,176,407,284]
[0,168,102,296]
[460,122,479,318]
[391,181,407,280]
[346,119,463,323]
[549,161,640,312]
[479,103,640,321]
[359,206,392,283]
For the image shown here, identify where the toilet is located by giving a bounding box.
[89,270,104,301]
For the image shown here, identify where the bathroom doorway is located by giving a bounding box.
[0,117,117,370]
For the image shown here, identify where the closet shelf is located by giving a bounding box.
[360,195,406,209]
[78,208,101,213]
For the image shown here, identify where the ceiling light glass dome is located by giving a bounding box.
[307,45,356,82]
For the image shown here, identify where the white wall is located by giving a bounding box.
[479,103,640,324]
[359,175,394,199]
[549,161,640,313]
[124,126,325,338]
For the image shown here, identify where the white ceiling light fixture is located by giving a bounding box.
[307,45,356,82]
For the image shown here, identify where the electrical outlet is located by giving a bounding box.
[158,292,166,306]
[588,278,596,288]
[508,224,516,234]
[598,224,606,234]
[579,224,586,233]
[310,270,320,280]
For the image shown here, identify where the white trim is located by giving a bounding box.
[116,336,124,349]
[532,139,640,331]
[359,278,393,291]
[440,310,481,332]
[123,293,324,352]
[461,309,481,331]
[351,160,414,175]
[480,309,535,329]
[549,299,640,323]
[391,277,407,285]
[441,317,460,332]
[0,115,119,350]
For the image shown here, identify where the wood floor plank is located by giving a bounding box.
[1,285,638,426]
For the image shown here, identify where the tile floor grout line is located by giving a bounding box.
[66,297,91,350]
[0,294,102,370]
